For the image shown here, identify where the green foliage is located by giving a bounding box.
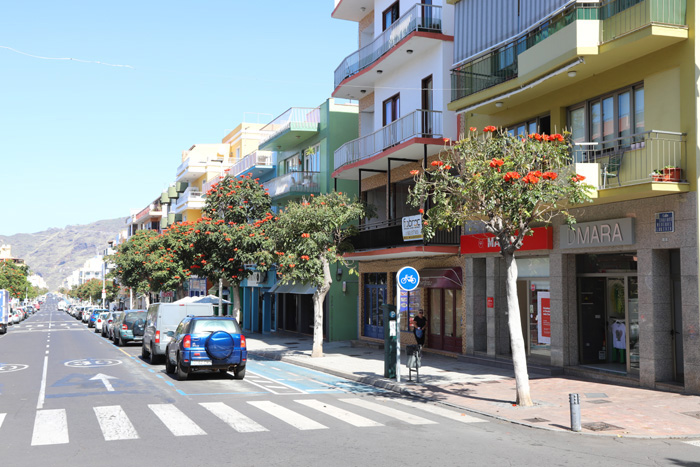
[0,261,32,298]
[69,278,118,303]
[409,128,593,255]
[271,192,365,288]
[111,230,159,294]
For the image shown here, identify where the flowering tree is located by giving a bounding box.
[196,173,275,319]
[410,127,592,406]
[271,192,366,357]
[0,261,32,299]
[112,230,160,305]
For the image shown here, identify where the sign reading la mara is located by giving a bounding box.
[560,217,634,249]
[461,227,553,254]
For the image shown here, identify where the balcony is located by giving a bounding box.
[573,130,687,193]
[334,4,446,100]
[348,218,461,259]
[176,157,225,182]
[132,204,162,224]
[258,108,320,151]
[263,171,321,200]
[450,0,687,107]
[332,0,374,22]
[230,150,274,178]
[171,187,205,214]
[333,110,443,179]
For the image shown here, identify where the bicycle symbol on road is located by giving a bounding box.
[0,364,29,373]
[64,359,123,368]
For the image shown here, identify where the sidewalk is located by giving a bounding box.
[246,333,700,439]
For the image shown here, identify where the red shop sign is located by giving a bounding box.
[487,297,494,308]
[460,227,553,254]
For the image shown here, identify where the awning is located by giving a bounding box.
[269,283,316,294]
[418,267,463,289]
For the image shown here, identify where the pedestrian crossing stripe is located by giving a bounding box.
[685,440,700,447]
[339,398,438,425]
[17,399,484,446]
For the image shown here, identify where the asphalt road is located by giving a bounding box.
[2,295,700,467]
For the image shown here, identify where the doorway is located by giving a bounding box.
[671,250,684,383]
[578,275,639,374]
[427,288,462,353]
[421,75,433,136]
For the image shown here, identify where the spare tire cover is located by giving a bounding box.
[205,331,234,360]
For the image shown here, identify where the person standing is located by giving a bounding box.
[413,310,427,347]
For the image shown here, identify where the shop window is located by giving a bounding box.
[506,115,550,136]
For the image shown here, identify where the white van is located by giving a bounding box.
[141,302,214,363]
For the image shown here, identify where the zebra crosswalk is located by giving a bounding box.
[1,397,487,446]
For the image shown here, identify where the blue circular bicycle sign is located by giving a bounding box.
[396,266,420,291]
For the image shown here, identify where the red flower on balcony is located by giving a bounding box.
[490,159,504,168]
[572,174,586,182]
[484,125,497,132]
[410,169,420,175]
[542,172,558,180]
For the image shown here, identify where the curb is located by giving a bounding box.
[250,350,700,440]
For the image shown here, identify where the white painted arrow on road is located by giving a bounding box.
[90,373,118,392]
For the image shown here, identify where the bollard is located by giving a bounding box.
[569,393,581,432]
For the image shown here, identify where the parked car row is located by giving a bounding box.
[65,302,247,381]
[7,304,37,325]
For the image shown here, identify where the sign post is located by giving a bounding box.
[395,266,420,383]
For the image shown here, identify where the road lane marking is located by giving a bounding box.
[94,406,139,441]
[200,402,268,433]
[0,413,5,429]
[247,401,327,430]
[339,398,438,425]
[36,355,49,409]
[148,404,206,436]
[295,399,383,427]
[377,397,487,424]
[31,409,69,446]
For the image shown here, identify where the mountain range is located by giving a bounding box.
[0,218,127,291]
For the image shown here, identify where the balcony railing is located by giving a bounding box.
[173,187,204,211]
[202,175,223,194]
[334,110,442,171]
[259,107,320,148]
[573,130,686,189]
[450,0,686,102]
[263,171,321,198]
[334,3,443,88]
[176,156,223,176]
[351,218,460,250]
[230,151,273,177]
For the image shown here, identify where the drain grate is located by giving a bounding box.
[582,422,624,432]
[587,399,612,404]
[524,417,550,423]
[584,393,609,398]
[682,412,700,419]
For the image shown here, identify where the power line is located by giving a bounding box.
[0,45,134,69]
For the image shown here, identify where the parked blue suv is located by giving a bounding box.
[165,316,246,381]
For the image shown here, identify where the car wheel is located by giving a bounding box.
[119,335,126,347]
[165,354,175,374]
[176,354,189,381]
[233,367,246,380]
[150,344,161,364]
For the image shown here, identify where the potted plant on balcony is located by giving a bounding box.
[663,165,682,182]
[651,169,664,182]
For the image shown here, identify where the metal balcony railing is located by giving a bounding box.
[259,107,320,148]
[173,187,204,211]
[230,151,273,177]
[573,130,686,189]
[334,110,442,172]
[351,217,460,250]
[450,0,686,102]
[263,171,321,198]
[334,3,443,88]
[202,175,223,194]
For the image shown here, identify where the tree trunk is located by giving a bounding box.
[311,257,333,358]
[504,251,533,406]
[232,284,241,325]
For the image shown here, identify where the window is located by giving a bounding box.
[383,93,400,126]
[303,144,320,172]
[506,115,550,137]
[383,1,399,31]
[283,153,302,174]
[567,84,644,156]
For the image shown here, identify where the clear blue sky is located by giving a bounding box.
[0,0,356,236]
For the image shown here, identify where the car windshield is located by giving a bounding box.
[192,319,241,334]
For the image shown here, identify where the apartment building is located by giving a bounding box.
[332,0,465,353]
[236,98,360,341]
[448,0,696,392]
